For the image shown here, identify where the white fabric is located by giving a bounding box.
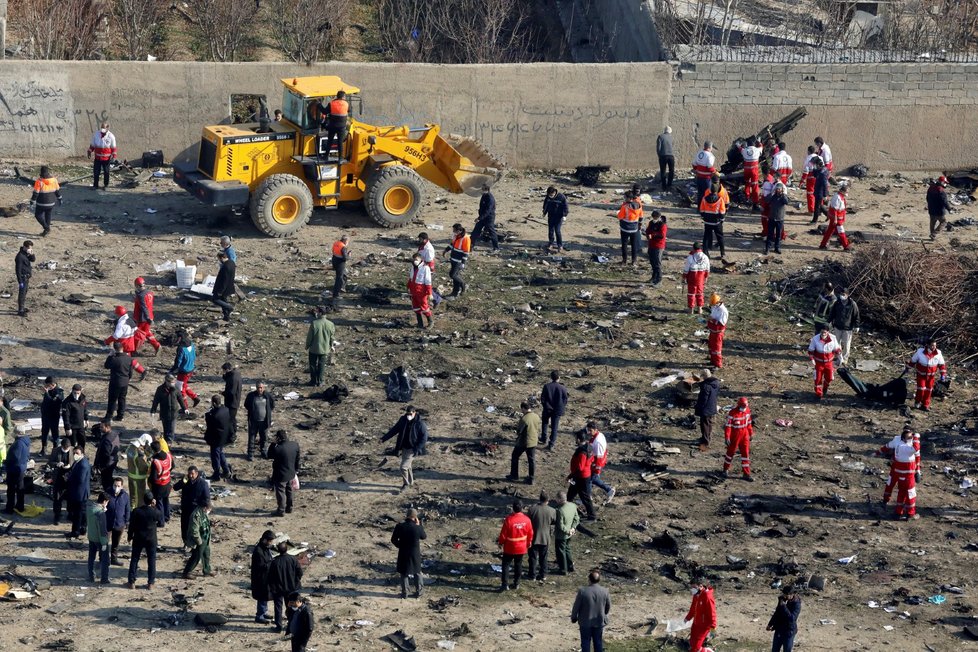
[590,432,607,459]
[409,263,431,286]
[710,303,729,326]
[802,153,817,174]
[808,333,841,357]
[772,150,793,172]
[418,241,435,266]
[910,348,945,371]
[90,130,116,151]
[112,314,136,340]
[683,251,711,274]
[740,145,761,163]
[833,328,853,363]
[819,143,833,166]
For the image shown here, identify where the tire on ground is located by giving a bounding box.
[250,174,313,237]
[364,165,424,228]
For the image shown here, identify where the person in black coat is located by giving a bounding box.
[268,429,300,517]
[150,374,188,445]
[65,447,91,538]
[541,371,569,450]
[126,491,164,589]
[173,465,210,542]
[104,341,134,421]
[15,240,35,316]
[212,251,236,321]
[250,529,276,624]
[92,419,120,494]
[767,588,802,652]
[380,406,429,492]
[471,185,499,251]
[221,363,242,435]
[61,384,90,450]
[391,508,427,598]
[244,381,275,461]
[47,437,73,525]
[203,395,233,481]
[286,591,314,652]
[268,541,303,632]
[40,376,64,455]
[694,369,720,451]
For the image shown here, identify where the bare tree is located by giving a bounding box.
[268,0,351,63]
[112,0,167,60]
[10,0,110,59]
[181,0,258,62]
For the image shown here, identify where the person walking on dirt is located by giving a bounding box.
[173,465,210,543]
[305,306,335,387]
[150,374,189,446]
[126,491,164,589]
[587,421,616,505]
[380,406,428,493]
[268,541,303,632]
[182,500,213,578]
[86,492,111,584]
[3,429,30,515]
[543,186,569,251]
[765,182,790,255]
[443,223,471,298]
[818,183,851,251]
[571,569,612,652]
[40,376,64,456]
[148,440,173,523]
[212,251,236,321]
[471,184,500,251]
[104,306,147,381]
[907,339,947,411]
[65,445,91,538]
[812,281,836,333]
[92,418,120,495]
[29,166,62,236]
[61,384,89,450]
[48,437,73,524]
[244,381,275,461]
[759,164,776,237]
[330,235,349,309]
[617,190,643,265]
[707,294,728,369]
[721,397,754,482]
[800,146,818,213]
[507,401,541,484]
[656,126,675,190]
[106,476,130,566]
[169,330,200,407]
[250,529,275,623]
[541,371,569,450]
[828,287,859,365]
[767,587,802,652]
[408,253,434,329]
[926,176,953,239]
[221,362,242,436]
[497,499,533,591]
[391,508,427,598]
[104,341,135,422]
[286,592,315,652]
[132,277,161,354]
[14,240,35,317]
[694,369,720,452]
[682,243,711,314]
[554,490,580,574]
[204,395,233,482]
[692,141,716,200]
[269,430,301,516]
[220,235,247,301]
[808,324,842,400]
[567,431,596,521]
[644,210,667,286]
[686,582,718,652]
[417,232,436,271]
[876,426,921,520]
[526,491,556,582]
[88,121,116,189]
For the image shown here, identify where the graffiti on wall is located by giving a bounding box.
[0,79,111,154]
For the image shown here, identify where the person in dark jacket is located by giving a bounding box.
[380,406,429,492]
[828,287,860,365]
[694,369,720,451]
[644,210,668,286]
[926,176,953,239]
[269,429,300,517]
[29,166,63,236]
[65,446,91,538]
[765,182,790,255]
[526,491,556,581]
[810,158,830,223]
[173,465,210,542]
[150,374,188,445]
[268,541,303,632]
[40,376,64,455]
[148,441,173,524]
[541,371,569,450]
[250,529,276,623]
[391,508,427,598]
[542,186,569,251]
[204,395,233,481]
[571,569,612,652]
[244,381,275,461]
[212,251,236,321]
[656,126,675,189]
[106,476,130,566]
[92,419,120,494]
[4,431,31,514]
[104,341,134,421]
[471,185,499,251]
[15,240,35,317]
[286,591,314,652]
[126,491,164,589]
[48,437,73,524]
[767,588,802,652]
[221,362,242,435]
[61,384,89,450]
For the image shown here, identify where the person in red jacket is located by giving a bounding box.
[132,277,161,355]
[104,306,147,379]
[644,210,667,286]
[567,431,596,521]
[497,499,533,591]
[686,582,718,652]
[721,397,753,481]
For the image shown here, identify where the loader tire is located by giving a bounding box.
[364,165,424,228]
[250,174,313,237]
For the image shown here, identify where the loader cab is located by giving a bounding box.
[279,76,362,136]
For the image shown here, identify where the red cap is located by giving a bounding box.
[114,305,127,316]
[134,277,145,286]
[938,176,948,187]
[737,397,749,408]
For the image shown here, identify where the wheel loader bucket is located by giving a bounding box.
[434,134,506,197]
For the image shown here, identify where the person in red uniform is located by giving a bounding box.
[706,293,728,369]
[132,277,161,355]
[722,397,753,481]
[682,243,711,314]
[407,253,433,329]
[807,324,842,399]
[88,122,117,190]
[876,426,921,520]
[739,138,762,206]
[800,146,819,213]
[496,499,533,591]
[644,210,667,286]
[686,582,717,652]
[906,339,947,411]
[819,184,850,250]
[567,431,596,521]
[104,306,147,380]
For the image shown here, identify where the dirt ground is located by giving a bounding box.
[0,159,976,652]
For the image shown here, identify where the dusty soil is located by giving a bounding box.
[0,160,976,652]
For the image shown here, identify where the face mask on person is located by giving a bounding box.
[406,414,415,421]
[690,587,699,595]
[72,392,81,399]
[114,486,122,495]
[74,454,84,462]
[100,129,107,135]
[413,260,421,267]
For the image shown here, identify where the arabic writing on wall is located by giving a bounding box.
[0,79,107,152]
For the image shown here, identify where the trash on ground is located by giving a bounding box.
[9,399,33,411]
[16,549,50,564]
[436,641,456,650]
[960,478,974,490]
[775,419,793,427]
[928,594,946,604]
[841,461,866,472]
[651,374,680,389]
[282,391,301,401]
[665,618,692,633]
[819,619,837,625]
[838,555,857,564]
[786,362,811,377]
[154,260,176,273]
[855,360,883,372]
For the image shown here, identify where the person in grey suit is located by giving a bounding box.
[571,569,611,652]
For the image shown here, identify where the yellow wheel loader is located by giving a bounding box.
[174,76,504,237]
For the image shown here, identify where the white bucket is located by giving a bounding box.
[176,265,196,289]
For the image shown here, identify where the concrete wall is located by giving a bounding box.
[1,60,977,170]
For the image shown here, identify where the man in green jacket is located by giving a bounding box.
[507,401,541,485]
[182,500,213,578]
[305,306,336,387]
[86,492,111,584]
[554,490,580,574]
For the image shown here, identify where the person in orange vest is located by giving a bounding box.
[330,235,349,309]
[442,223,471,298]
[721,397,753,481]
[104,306,147,381]
[699,184,726,260]
[818,184,851,251]
[29,165,63,237]
[739,138,762,206]
[906,339,947,411]
[148,439,173,524]
[87,121,117,190]
[616,190,643,265]
[686,582,718,652]
[132,277,161,355]
[875,426,921,520]
[496,499,533,591]
[682,243,710,314]
[408,252,433,328]
[322,90,349,159]
[706,293,728,369]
